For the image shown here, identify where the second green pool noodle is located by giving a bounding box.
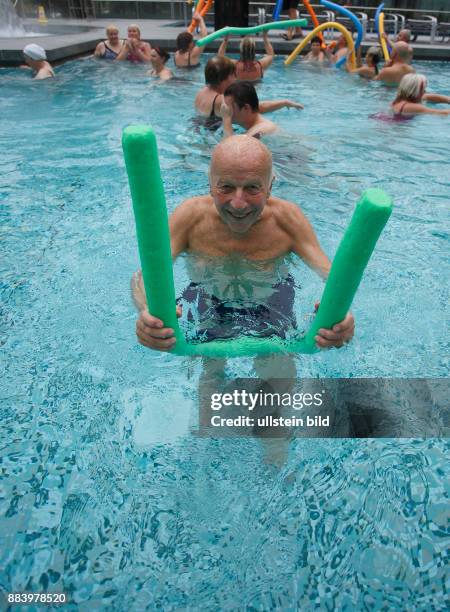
[196,19,308,47]
[122,125,393,358]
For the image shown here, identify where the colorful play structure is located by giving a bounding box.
[191,0,367,70]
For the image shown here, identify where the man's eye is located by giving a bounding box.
[245,186,261,194]
[219,185,233,193]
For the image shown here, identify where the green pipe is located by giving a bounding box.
[123,125,393,358]
[196,19,308,47]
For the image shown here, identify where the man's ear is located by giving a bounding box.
[268,175,275,194]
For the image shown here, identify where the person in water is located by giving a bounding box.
[381,28,412,58]
[174,12,208,68]
[115,24,152,63]
[22,44,54,80]
[375,41,414,86]
[133,136,355,351]
[304,37,326,63]
[147,47,173,81]
[391,74,450,117]
[347,46,382,79]
[94,25,124,60]
[194,57,305,130]
[325,34,349,65]
[218,32,274,81]
[221,81,303,138]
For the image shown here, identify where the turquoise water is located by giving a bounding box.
[1,57,449,609]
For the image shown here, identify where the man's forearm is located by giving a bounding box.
[222,116,234,138]
[260,99,288,113]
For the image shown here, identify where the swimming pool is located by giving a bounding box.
[0,57,448,609]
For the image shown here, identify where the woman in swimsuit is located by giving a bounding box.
[347,46,382,79]
[115,24,152,63]
[174,12,208,69]
[94,25,124,60]
[391,74,450,117]
[218,32,274,81]
[147,47,173,81]
[194,56,237,130]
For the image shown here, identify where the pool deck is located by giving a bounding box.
[1,17,450,66]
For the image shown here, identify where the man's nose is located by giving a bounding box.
[230,189,247,209]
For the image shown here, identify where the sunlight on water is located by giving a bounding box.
[0,56,449,609]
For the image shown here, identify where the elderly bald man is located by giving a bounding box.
[375,41,415,86]
[133,136,354,352]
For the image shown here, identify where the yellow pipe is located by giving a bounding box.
[379,12,390,61]
[285,22,355,70]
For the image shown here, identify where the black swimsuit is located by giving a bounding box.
[192,94,223,132]
[175,50,201,69]
[205,94,223,130]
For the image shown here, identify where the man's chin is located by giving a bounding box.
[226,219,253,234]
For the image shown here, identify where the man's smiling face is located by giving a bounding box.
[209,136,273,235]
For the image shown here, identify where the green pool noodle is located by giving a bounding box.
[122,125,393,358]
[122,125,188,351]
[196,19,308,47]
[300,188,393,351]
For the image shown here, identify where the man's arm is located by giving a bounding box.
[260,99,304,113]
[277,200,330,278]
[191,14,208,59]
[220,101,234,137]
[259,32,274,70]
[217,36,229,57]
[405,103,450,116]
[280,200,355,348]
[423,92,450,104]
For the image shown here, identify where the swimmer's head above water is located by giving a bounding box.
[394,73,427,104]
[177,31,194,53]
[209,135,274,235]
[391,41,413,64]
[239,36,256,62]
[205,56,236,89]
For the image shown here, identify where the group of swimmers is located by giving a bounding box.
[22,16,450,122]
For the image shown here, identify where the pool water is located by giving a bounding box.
[0,57,449,609]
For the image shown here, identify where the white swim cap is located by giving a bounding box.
[23,44,47,61]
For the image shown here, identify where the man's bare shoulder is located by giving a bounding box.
[172,195,212,222]
[267,196,308,231]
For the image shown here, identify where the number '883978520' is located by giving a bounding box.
[7,593,67,604]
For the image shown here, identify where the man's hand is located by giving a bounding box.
[285,100,304,110]
[220,100,233,119]
[136,306,182,351]
[314,303,355,349]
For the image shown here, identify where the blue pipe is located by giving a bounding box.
[374,2,384,35]
[273,0,284,21]
[320,0,363,68]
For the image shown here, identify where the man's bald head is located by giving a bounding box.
[397,29,411,43]
[210,135,273,187]
[393,41,412,63]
